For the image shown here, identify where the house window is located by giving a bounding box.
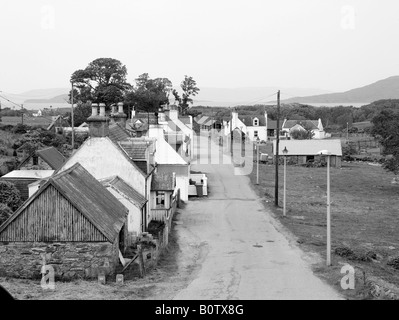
[156,191,165,206]
[254,131,258,138]
[32,155,39,165]
[253,118,259,126]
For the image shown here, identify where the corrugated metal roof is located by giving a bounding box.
[151,172,175,191]
[100,176,147,208]
[274,140,342,156]
[50,163,128,242]
[36,147,66,170]
[0,163,128,242]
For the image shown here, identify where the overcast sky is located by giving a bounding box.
[1,0,399,94]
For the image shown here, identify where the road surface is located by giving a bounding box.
[172,134,342,300]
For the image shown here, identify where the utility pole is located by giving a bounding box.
[71,81,75,149]
[21,104,24,125]
[275,90,280,207]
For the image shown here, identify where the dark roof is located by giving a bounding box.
[180,117,191,125]
[0,163,128,242]
[151,172,175,191]
[16,142,46,152]
[134,161,150,175]
[100,176,147,208]
[283,120,319,130]
[238,115,266,126]
[36,147,66,170]
[109,122,130,143]
[18,147,66,170]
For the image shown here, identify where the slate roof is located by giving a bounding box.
[109,122,130,143]
[118,140,153,160]
[36,147,66,170]
[18,147,66,170]
[151,172,175,191]
[274,140,342,156]
[238,115,266,127]
[100,175,147,208]
[0,163,128,242]
[283,120,319,130]
[204,119,216,126]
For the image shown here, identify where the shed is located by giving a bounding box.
[273,139,343,167]
[0,170,55,201]
[0,163,128,280]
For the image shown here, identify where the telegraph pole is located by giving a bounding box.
[21,104,24,125]
[71,81,75,149]
[274,90,280,207]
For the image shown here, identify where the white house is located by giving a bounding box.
[224,109,268,142]
[148,125,190,202]
[281,119,329,139]
[57,103,154,229]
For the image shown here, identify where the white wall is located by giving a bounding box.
[58,137,147,196]
[107,187,142,236]
[246,126,267,142]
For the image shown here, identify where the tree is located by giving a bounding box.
[64,101,92,127]
[125,73,173,113]
[0,181,22,211]
[174,75,200,115]
[70,58,132,108]
[371,108,399,174]
[0,203,12,226]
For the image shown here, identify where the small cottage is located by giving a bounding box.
[0,163,128,280]
[18,146,66,170]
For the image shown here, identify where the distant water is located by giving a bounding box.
[299,102,370,108]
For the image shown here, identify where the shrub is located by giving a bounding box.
[0,203,12,226]
[0,181,22,211]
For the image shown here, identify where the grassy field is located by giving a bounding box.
[249,159,399,299]
[1,116,52,127]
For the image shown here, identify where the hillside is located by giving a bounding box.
[24,93,69,104]
[281,76,399,104]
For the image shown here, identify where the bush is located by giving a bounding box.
[12,123,29,134]
[0,203,12,226]
[0,181,22,211]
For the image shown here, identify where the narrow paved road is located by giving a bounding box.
[173,134,342,300]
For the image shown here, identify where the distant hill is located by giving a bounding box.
[281,76,399,104]
[187,86,332,107]
[24,94,69,104]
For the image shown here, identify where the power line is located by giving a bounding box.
[0,94,24,109]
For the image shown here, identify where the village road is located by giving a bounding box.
[172,134,342,300]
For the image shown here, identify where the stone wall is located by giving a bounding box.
[0,240,119,280]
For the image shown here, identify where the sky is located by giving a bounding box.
[1,0,399,94]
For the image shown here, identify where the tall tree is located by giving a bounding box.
[174,75,200,115]
[69,58,132,108]
[371,108,399,174]
[125,73,172,113]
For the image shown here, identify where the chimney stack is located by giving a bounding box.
[87,102,109,137]
[112,102,127,127]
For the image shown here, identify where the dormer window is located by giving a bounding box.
[253,118,259,126]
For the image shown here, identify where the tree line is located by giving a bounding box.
[67,58,200,126]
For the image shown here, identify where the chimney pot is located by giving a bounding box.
[99,103,106,117]
[117,102,124,114]
[91,103,98,117]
